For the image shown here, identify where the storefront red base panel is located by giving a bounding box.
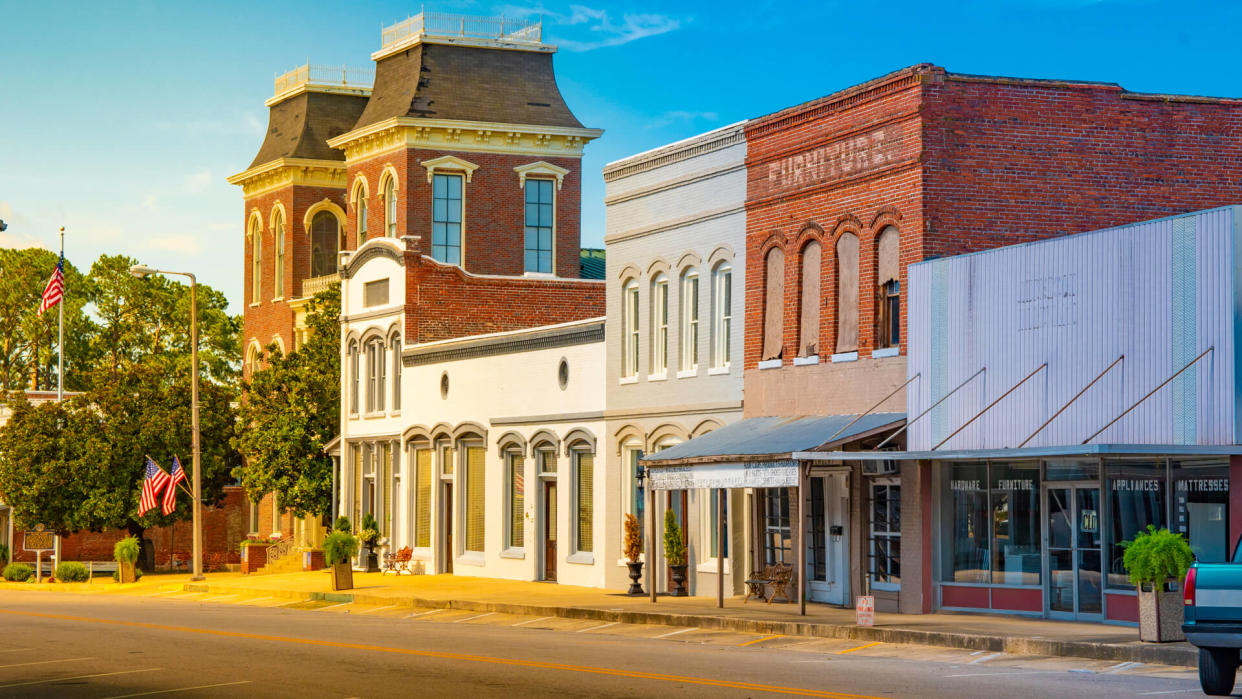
[941,585,990,609]
[990,587,1043,612]
[1105,593,1139,623]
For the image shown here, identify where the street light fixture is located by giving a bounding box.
[129,264,204,582]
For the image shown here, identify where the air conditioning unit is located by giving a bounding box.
[863,459,899,476]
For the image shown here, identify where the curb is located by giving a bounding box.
[179,583,1198,668]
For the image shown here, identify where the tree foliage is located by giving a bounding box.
[0,247,94,392]
[232,284,340,517]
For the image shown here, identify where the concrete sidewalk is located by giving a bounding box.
[0,570,1198,667]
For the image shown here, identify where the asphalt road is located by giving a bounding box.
[0,590,1211,698]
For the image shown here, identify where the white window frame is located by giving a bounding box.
[697,488,729,571]
[679,269,699,374]
[621,280,639,379]
[357,194,368,245]
[571,449,594,558]
[390,333,402,413]
[273,211,285,301]
[870,478,901,591]
[250,220,261,304]
[650,275,668,378]
[711,264,732,370]
[383,175,397,238]
[505,449,525,552]
[348,341,360,415]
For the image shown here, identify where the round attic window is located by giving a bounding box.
[557,358,569,390]
[440,371,449,399]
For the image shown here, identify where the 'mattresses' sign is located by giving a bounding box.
[646,460,799,491]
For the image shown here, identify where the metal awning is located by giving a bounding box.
[642,413,904,490]
[794,443,1242,462]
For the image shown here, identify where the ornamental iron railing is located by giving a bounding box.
[273,64,374,97]
[381,11,542,49]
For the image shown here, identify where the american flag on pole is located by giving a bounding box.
[37,253,64,316]
[138,457,171,516]
[162,456,187,516]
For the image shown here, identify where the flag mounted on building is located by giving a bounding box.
[162,456,187,515]
[138,456,171,516]
[37,252,64,316]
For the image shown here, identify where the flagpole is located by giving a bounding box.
[57,227,64,403]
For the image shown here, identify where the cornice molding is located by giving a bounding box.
[266,83,372,108]
[603,204,745,245]
[603,126,746,182]
[403,321,604,367]
[339,240,406,279]
[227,158,348,199]
[327,117,603,162]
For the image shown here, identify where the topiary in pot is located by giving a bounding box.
[334,516,352,533]
[324,531,358,591]
[55,562,90,583]
[114,536,141,584]
[1122,525,1194,642]
[663,510,688,596]
[624,513,645,595]
[358,514,381,572]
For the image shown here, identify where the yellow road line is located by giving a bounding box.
[838,642,882,655]
[738,635,784,647]
[0,609,886,699]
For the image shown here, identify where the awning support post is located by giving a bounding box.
[717,487,725,609]
[933,363,1048,451]
[798,464,806,616]
[1083,347,1213,444]
[876,368,985,450]
[823,373,920,444]
[648,485,657,604]
[1018,355,1124,447]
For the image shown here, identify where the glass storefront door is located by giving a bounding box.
[1045,484,1103,619]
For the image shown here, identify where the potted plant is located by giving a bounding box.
[358,514,380,572]
[114,536,140,584]
[323,530,358,591]
[334,516,352,533]
[624,513,644,595]
[1122,525,1194,642]
[663,510,688,596]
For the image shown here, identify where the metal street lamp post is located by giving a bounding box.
[130,264,204,581]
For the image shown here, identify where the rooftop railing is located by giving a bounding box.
[381,11,542,49]
[273,64,374,97]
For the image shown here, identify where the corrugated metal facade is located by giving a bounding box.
[907,206,1240,451]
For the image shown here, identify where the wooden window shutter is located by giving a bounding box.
[382,443,392,537]
[466,446,485,552]
[576,452,594,553]
[416,449,432,547]
[799,241,821,357]
[835,233,859,353]
[762,248,785,361]
[509,454,525,548]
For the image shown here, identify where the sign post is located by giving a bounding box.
[23,525,55,583]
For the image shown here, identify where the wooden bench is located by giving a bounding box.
[382,546,413,575]
[743,564,794,604]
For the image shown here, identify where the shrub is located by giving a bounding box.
[359,514,380,547]
[334,516,352,533]
[114,537,140,565]
[1121,525,1195,589]
[663,510,686,567]
[323,531,358,566]
[624,514,643,563]
[112,567,143,582]
[56,562,90,583]
[3,563,33,582]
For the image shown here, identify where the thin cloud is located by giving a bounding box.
[148,234,204,255]
[0,230,47,250]
[498,4,682,51]
[184,170,213,193]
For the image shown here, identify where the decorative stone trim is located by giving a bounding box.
[339,241,405,279]
[403,322,603,366]
[514,161,570,190]
[421,155,480,183]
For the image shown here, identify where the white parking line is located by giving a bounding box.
[0,668,162,689]
[653,628,694,639]
[577,622,619,633]
[511,616,551,627]
[0,657,94,670]
[968,652,1002,664]
[358,605,399,615]
[406,609,443,619]
[316,602,352,611]
[455,612,495,623]
[1137,690,1200,696]
[103,680,252,698]
[243,596,273,604]
[1104,661,1143,673]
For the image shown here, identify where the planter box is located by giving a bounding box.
[1138,581,1185,642]
[331,562,353,591]
[118,562,136,584]
[240,544,270,575]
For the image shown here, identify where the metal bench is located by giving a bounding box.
[382,546,413,575]
[744,563,793,604]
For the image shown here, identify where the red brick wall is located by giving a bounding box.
[348,148,583,278]
[403,239,604,344]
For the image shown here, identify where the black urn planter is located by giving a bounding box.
[363,545,380,573]
[669,564,689,596]
[626,561,645,595]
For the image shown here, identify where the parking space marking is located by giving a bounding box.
[242,597,273,605]
[837,642,881,655]
[577,622,618,633]
[653,628,694,639]
[358,605,399,615]
[512,616,551,627]
[0,668,162,689]
[968,652,1002,664]
[103,680,252,698]
[0,657,94,670]
[738,635,783,647]
[455,612,495,623]
[1104,661,1142,673]
[1137,690,1200,696]
[406,609,443,619]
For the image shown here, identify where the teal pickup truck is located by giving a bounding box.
[1184,539,1242,695]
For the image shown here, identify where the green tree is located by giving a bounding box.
[232,285,340,517]
[0,247,95,392]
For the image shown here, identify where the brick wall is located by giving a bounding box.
[348,148,583,278]
[403,238,604,344]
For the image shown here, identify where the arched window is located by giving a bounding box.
[835,232,859,353]
[310,211,341,278]
[679,268,698,372]
[383,175,398,238]
[762,247,784,361]
[249,219,261,304]
[799,241,821,357]
[390,332,402,412]
[876,226,901,349]
[273,210,286,300]
[348,341,360,414]
[711,263,732,369]
[621,279,639,379]
[353,179,369,247]
[650,273,668,376]
[245,343,261,377]
[365,337,386,413]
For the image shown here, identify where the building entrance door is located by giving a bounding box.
[1045,483,1102,620]
[807,473,849,606]
[543,480,557,582]
[441,482,453,574]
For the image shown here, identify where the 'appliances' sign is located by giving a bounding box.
[759,124,905,198]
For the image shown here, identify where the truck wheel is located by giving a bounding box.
[1199,647,1240,696]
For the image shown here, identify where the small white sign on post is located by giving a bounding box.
[856,595,875,627]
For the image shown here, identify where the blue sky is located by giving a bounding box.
[2,0,1239,311]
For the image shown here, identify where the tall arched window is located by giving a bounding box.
[621,279,639,379]
[762,247,784,361]
[273,210,285,300]
[365,337,386,413]
[249,219,261,304]
[835,232,859,353]
[679,268,699,372]
[383,175,397,238]
[799,241,821,357]
[390,332,402,412]
[876,226,901,348]
[355,181,369,247]
[711,263,732,369]
[349,341,360,414]
[245,343,261,377]
[650,273,668,376]
[310,211,341,278]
